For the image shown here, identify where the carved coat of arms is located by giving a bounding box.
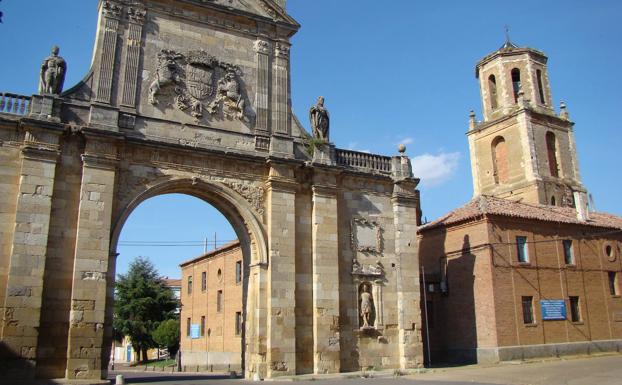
[148,49,246,120]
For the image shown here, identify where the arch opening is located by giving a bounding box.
[492,136,509,184]
[107,179,268,377]
[511,68,521,103]
[546,131,560,177]
[488,74,498,110]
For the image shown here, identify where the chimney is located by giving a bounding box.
[573,191,590,222]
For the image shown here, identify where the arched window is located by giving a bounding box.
[488,74,498,110]
[511,68,521,103]
[536,69,546,104]
[546,131,560,177]
[551,196,556,206]
[492,136,509,184]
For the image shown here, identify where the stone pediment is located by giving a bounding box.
[186,0,294,24]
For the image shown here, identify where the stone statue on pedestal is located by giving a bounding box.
[360,283,373,328]
[39,46,67,95]
[309,96,329,141]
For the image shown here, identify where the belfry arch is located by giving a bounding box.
[0,0,424,382]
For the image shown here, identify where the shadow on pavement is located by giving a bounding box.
[108,373,236,383]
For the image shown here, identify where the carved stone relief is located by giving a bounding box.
[102,0,123,19]
[274,43,290,59]
[127,6,146,24]
[148,49,251,122]
[351,217,383,254]
[351,259,383,277]
[221,180,265,215]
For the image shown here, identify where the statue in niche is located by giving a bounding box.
[360,283,374,329]
[309,96,329,141]
[39,46,67,95]
[208,67,245,119]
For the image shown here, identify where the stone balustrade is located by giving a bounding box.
[0,93,31,116]
[336,148,392,174]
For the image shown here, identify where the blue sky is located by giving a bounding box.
[1,1,620,278]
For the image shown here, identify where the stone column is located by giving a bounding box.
[95,1,122,104]
[269,42,294,158]
[372,280,384,328]
[392,177,424,369]
[120,6,146,108]
[65,136,118,380]
[0,128,60,381]
[254,39,271,136]
[245,263,268,379]
[272,42,290,135]
[264,163,297,377]
[311,169,341,374]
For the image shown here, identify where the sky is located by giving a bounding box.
[1,1,620,278]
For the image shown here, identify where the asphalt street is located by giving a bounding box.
[107,354,622,385]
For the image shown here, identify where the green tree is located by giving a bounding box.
[113,257,178,362]
[153,318,180,357]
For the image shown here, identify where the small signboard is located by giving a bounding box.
[540,300,567,321]
[190,324,200,339]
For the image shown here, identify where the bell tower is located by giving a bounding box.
[467,38,588,211]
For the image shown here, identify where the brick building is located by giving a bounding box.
[179,241,244,371]
[418,39,622,364]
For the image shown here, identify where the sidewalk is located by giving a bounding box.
[406,353,622,385]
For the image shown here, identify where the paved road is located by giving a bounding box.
[107,371,495,385]
[408,354,622,385]
[108,354,622,385]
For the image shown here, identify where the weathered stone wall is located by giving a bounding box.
[470,45,585,207]
[36,137,84,379]
[0,1,425,381]
[337,176,423,370]
[0,127,21,311]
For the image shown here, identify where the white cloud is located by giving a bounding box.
[411,152,461,187]
[346,142,370,153]
[397,137,414,145]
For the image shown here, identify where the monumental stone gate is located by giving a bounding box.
[0,0,424,382]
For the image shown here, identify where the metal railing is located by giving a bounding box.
[0,93,31,116]
[336,148,392,174]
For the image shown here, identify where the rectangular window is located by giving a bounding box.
[609,272,619,296]
[186,317,191,337]
[569,296,581,322]
[217,290,223,312]
[200,316,205,336]
[235,311,242,336]
[236,261,242,284]
[521,296,534,324]
[201,271,207,292]
[516,236,529,263]
[187,275,193,295]
[563,240,574,265]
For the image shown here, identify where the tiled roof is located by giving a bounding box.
[179,240,241,267]
[419,195,622,232]
[162,278,181,288]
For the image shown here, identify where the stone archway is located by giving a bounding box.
[0,0,424,383]
[108,177,270,377]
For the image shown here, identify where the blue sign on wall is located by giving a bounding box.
[540,300,567,321]
[190,324,200,339]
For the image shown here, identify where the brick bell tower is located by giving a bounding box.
[467,36,588,214]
